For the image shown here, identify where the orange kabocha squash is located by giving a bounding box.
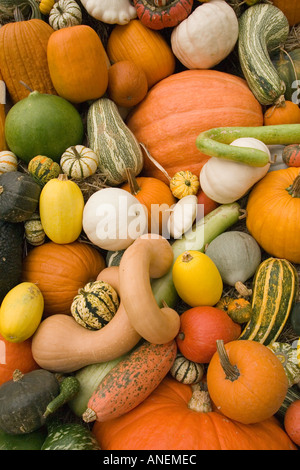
[107,19,175,89]
[0,19,56,104]
[264,100,300,126]
[271,0,300,26]
[47,25,109,104]
[92,376,297,450]
[126,70,263,183]
[22,241,105,317]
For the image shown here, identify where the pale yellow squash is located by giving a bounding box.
[39,174,84,244]
[0,282,44,342]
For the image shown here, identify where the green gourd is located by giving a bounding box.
[41,416,100,450]
[0,220,24,302]
[43,376,80,418]
[0,427,46,450]
[28,155,61,187]
[273,48,300,102]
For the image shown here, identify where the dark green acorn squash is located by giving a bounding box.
[41,416,100,450]
[0,171,41,223]
[273,48,300,102]
[0,220,24,302]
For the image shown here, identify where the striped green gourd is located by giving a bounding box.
[28,155,61,187]
[71,280,119,330]
[87,97,143,186]
[169,353,204,385]
[105,249,125,267]
[24,212,45,246]
[239,258,298,345]
[267,342,300,387]
[238,3,290,105]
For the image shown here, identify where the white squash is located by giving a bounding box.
[171,0,239,70]
[80,0,137,24]
[199,137,271,204]
[49,0,82,30]
[0,151,18,174]
[60,145,98,180]
[167,195,198,239]
[82,187,148,251]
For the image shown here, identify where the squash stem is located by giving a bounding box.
[188,383,213,413]
[181,251,193,263]
[125,167,141,196]
[216,340,240,382]
[286,173,300,198]
[82,407,97,423]
[12,369,24,382]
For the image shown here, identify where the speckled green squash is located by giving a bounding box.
[267,342,300,387]
[239,258,298,344]
[28,155,61,187]
[41,419,100,450]
[71,280,119,330]
[169,353,204,385]
[24,212,45,246]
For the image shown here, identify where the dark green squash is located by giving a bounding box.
[41,416,100,450]
[0,171,41,223]
[0,369,60,435]
[273,48,300,102]
[0,220,24,302]
[0,427,46,450]
[290,302,300,335]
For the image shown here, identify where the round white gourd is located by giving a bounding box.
[82,187,148,251]
[205,230,261,286]
[0,151,18,174]
[49,0,82,30]
[60,145,98,180]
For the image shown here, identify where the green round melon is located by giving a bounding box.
[5,91,84,164]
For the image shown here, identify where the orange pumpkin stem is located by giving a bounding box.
[125,167,141,196]
[188,383,213,413]
[216,340,240,382]
[286,173,300,197]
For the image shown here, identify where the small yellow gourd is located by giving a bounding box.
[169,170,200,199]
[39,0,55,15]
[39,174,84,244]
[0,282,44,343]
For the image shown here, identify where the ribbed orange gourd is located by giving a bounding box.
[92,376,297,450]
[0,19,56,104]
[272,0,300,26]
[106,19,175,89]
[126,70,263,183]
[47,25,109,104]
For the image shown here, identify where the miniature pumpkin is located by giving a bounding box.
[133,0,193,30]
[28,155,61,187]
[264,100,300,126]
[171,0,239,70]
[284,400,300,446]
[169,353,204,385]
[0,334,39,386]
[246,167,300,263]
[107,60,148,108]
[92,376,297,450]
[169,170,200,199]
[107,19,175,88]
[71,281,119,330]
[282,144,300,167]
[22,241,106,317]
[60,145,98,180]
[39,0,55,15]
[49,0,82,29]
[207,340,289,424]
[47,25,109,104]
[226,298,252,324]
[0,151,18,175]
[24,212,45,247]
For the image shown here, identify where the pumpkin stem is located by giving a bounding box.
[216,339,240,382]
[12,369,24,382]
[286,173,300,198]
[188,383,213,413]
[125,167,141,196]
[70,146,82,160]
[58,173,69,182]
[140,143,171,182]
[82,407,97,423]
[181,251,193,263]
[235,281,252,297]
[238,209,247,220]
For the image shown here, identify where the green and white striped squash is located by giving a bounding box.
[238,3,290,105]
[105,249,125,268]
[169,353,204,385]
[28,155,61,187]
[87,97,144,186]
[49,0,82,30]
[24,212,46,246]
[60,145,98,180]
[41,421,100,450]
[71,280,119,331]
[267,342,300,387]
[0,151,18,175]
[239,258,298,345]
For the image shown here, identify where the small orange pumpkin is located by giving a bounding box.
[284,400,300,446]
[0,334,39,386]
[107,60,148,108]
[207,340,289,424]
[263,100,300,126]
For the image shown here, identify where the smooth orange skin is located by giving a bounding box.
[0,334,39,386]
[284,400,300,446]
[107,60,148,108]
[264,101,300,126]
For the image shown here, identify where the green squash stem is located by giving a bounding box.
[43,376,80,418]
[286,173,300,198]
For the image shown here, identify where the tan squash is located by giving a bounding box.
[119,234,180,344]
[31,267,141,373]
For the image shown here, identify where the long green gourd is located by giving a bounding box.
[196,124,300,167]
[238,3,289,105]
[152,202,242,308]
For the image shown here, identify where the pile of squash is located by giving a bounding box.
[0,0,300,451]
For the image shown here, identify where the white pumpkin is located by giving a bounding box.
[49,0,82,30]
[171,0,239,70]
[60,145,98,180]
[82,187,148,251]
[167,195,198,239]
[80,0,137,24]
[199,137,271,204]
[0,151,18,174]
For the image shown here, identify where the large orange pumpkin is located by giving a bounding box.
[92,376,297,450]
[47,25,109,104]
[106,19,175,89]
[126,70,263,183]
[22,241,105,317]
[246,167,300,264]
[0,19,57,104]
[271,0,300,26]
[0,334,39,386]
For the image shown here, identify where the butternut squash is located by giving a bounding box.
[119,234,181,344]
[31,267,141,373]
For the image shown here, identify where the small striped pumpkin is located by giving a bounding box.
[0,151,18,174]
[169,353,204,385]
[28,155,61,187]
[282,144,300,167]
[49,0,82,30]
[60,145,98,180]
[71,280,119,330]
[24,212,46,246]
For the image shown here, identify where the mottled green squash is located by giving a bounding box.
[28,155,61,187]
[267,342,300,387]
[41,417,100,450]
